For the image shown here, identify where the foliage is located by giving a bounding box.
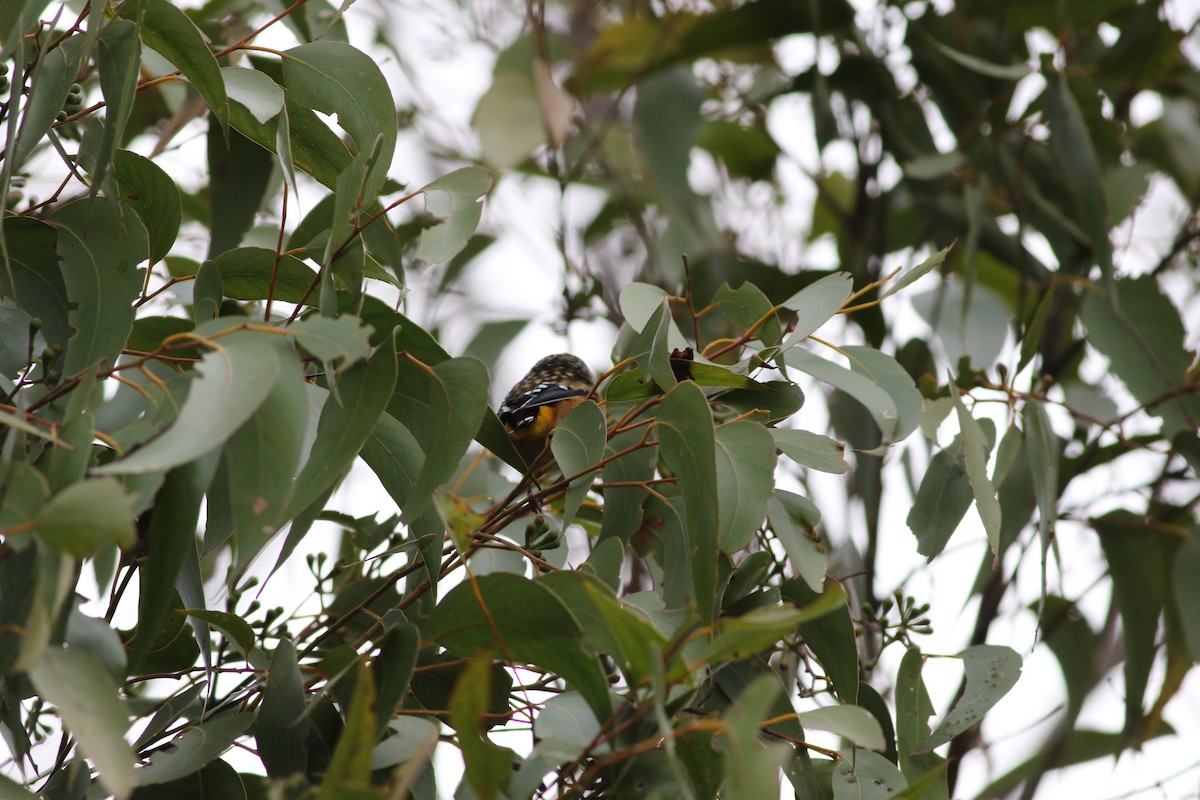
[0,1,1198,799]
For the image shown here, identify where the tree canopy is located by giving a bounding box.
[1,1,1198,798]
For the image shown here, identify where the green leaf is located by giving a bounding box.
[373,624,420,740]
[214,247,318,304]
[227,83,351,190]
[191,259,220,325]
[12,35,87,169]
[800,705,885,751]
[317,660,376,799]
[789,350,899,441]
[223,350,307,557]
[29,648,135,799]
[416,166,492,265]
[0,773,40,800]
[895,647,947,791]
[721,674,789,800]
[96,339,282,475]
[1094,511,1176,733]
[283,41,397,207]
[256,639,308,778]
[633,66,703,229]
[0,462,48,528]
[289,315,374,365]
[597,426,657,544]
[0,406,66,446]
[780,579,858,704]
[34,478,136,556]
[119,0,228,130]
[844,346,922,443]
[50,198,148,376]
[93,19,141,186]
[950,386,1002,559]
[1022,400,1059,555]
[1044,66,1112,289]
[221,66,283,125]
[135,712,254,786]
[207,122,274,259]
[0,297,32,378]
[534,691,607,761]
[130,456,218,672]
[905,423,994,560]
[273,342,397,566]
[1176,528,1200,662]
[425,573,611,720]
[550,400,607,527]
[1079,276,1200,437]
[656,381,719,620]
[113,150,182,264]
[832,750,907,797]
[779,272,853,349]
[0,218,71,356]
[919,645,1022,752]
[773,428,848,474]
[398,357,489,521]
[449,652,514,800]
[768,491,826,592]
[180,609,256,658]
[714,420,775,551]
[700,604,824,665]
[714,282,782,347]
[540,573,673,685]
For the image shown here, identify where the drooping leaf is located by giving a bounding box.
[1079,276,1200,437]
[949,386,1002,559]
[130,455,218,672]
[655,381,719,620]
[449,652,514,800]
[721,674,790,800]
[714,420,775,551]
[780,579,858,704]
[256,639,309,778]
[1044,66,1112,290]
[1094,511,1177,734]
[29,648,135,799]
[317,660,376,799]
[92,19,141,187]
[906,422,995,560]
[789,349,899,441]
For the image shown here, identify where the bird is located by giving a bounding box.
[498,353,594,468]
